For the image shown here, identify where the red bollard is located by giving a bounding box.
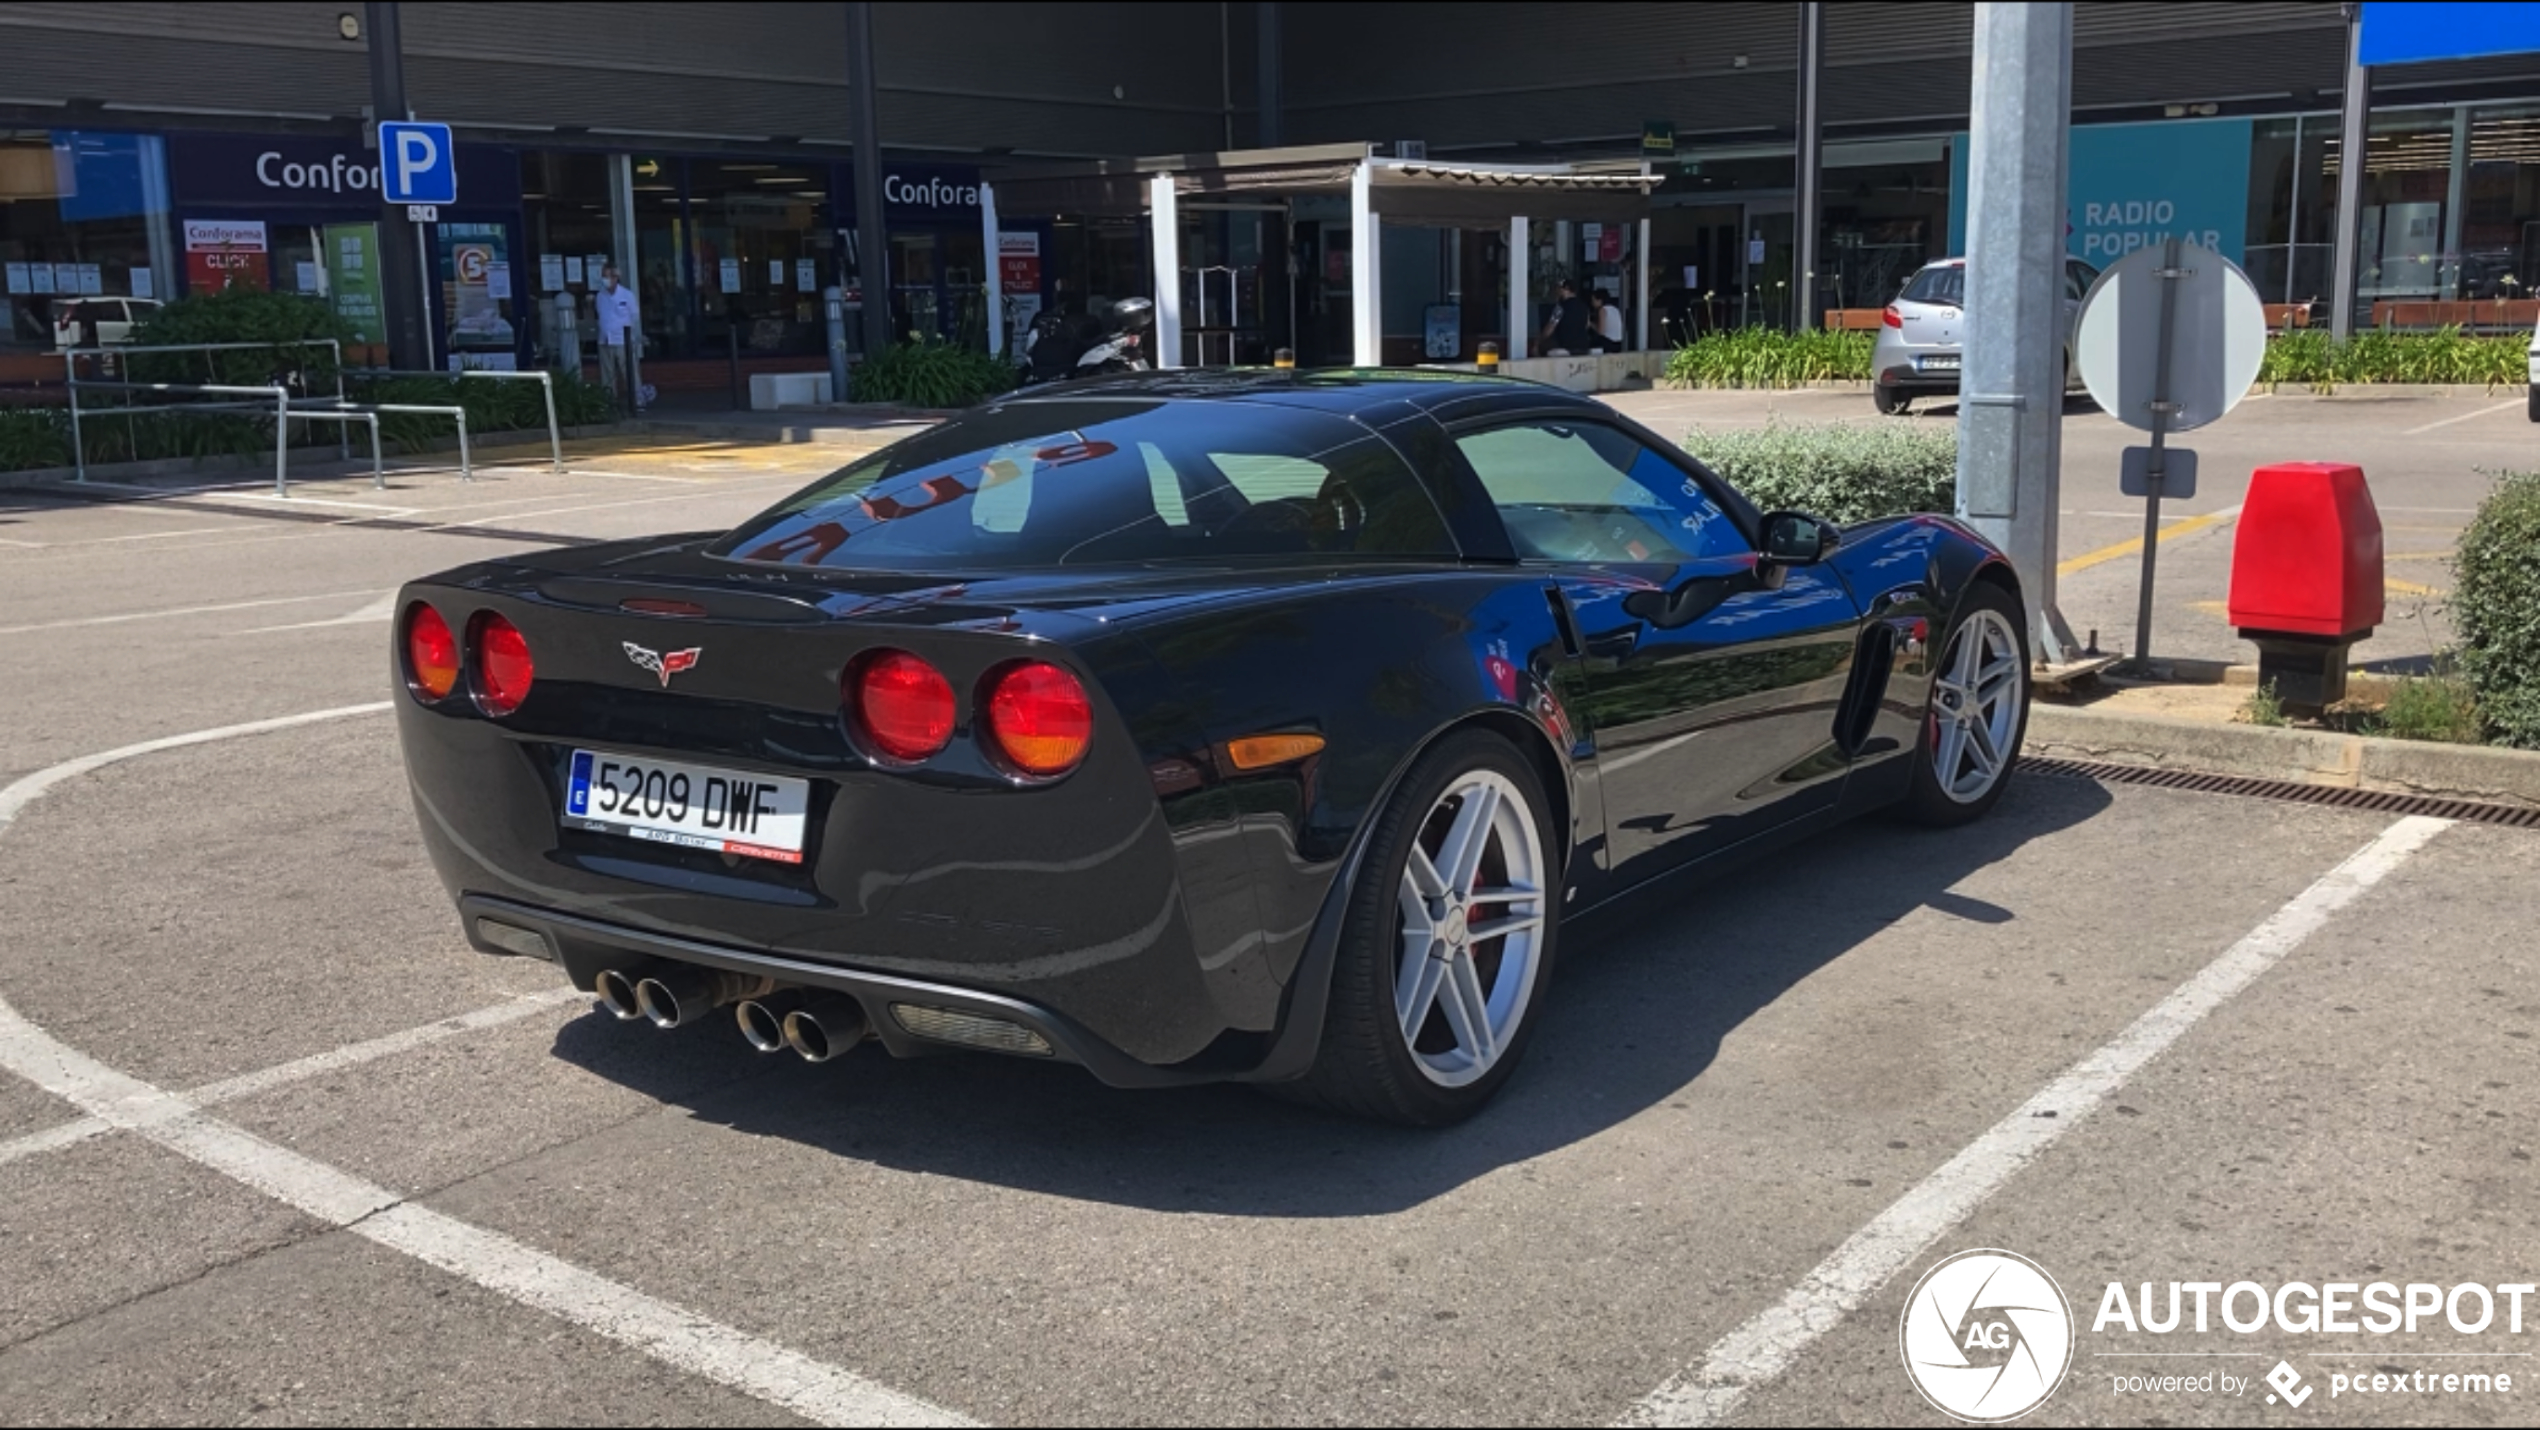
[2227,461,2384,710]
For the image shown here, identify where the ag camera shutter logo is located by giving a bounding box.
[1900,1249,2075,1422]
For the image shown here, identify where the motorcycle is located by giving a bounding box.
[1018,296,1155,386]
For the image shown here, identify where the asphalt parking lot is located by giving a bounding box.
[0,408,2533,1427]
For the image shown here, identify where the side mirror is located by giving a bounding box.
[1760,510,1839,565]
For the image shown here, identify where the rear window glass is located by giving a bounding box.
[714,399,1459,570]
[1901,266,1964,307]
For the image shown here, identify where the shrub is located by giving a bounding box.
[2451,469,2540,748]
[123,289,356,390]
[344,371,619,451]
[2258,327,2524,390]
[1684,419,1957,524]
[1664,328,1872,387]
[848,334,1019,407]
[0,407,71,472]
[2368,672,2485,744]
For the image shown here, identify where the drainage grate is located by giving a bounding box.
[2017,757,2540,830]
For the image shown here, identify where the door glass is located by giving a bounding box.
[1454,421,1748,563]
[891,232,940,341]
[689,158,825,356]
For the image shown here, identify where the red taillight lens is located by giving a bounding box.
[470,612,535,717]
[1882,305,1903,329]
[404,603,458,701]
[981,661,1093,777]
[852,650,956,763]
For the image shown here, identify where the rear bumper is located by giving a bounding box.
[464,894,1231,1088]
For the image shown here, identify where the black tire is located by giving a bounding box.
[1285,729,1560,1127]
[1874,384,1909,416]
[1900,581,2030,828]
[2527,385,2539,423]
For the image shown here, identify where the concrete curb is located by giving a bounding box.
[2025,704,2540,810]
[2254,382,2523,400]
[0,422,636,491]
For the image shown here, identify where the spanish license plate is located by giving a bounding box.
[1918,354,1960,373]
[563,750,808,864]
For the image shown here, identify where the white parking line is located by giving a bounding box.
[0,589,391,638]
[1617,813,2453,1427]
[2401,399,2522,435]
[0,987,585,1170]
[0,706,971,1428]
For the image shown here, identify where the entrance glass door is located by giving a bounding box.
[1740,200,1795,331]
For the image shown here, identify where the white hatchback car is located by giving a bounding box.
[1870,257,2097,415]
[51,296,161,350]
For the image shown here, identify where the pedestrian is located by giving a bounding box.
[1593,287,1627,351]
[1538,278,1591,356]
[595,264,642,412]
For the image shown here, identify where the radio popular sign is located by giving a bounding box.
[1947,116,2254,267]
[184,218,270,293]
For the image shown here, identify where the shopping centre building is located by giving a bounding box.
[5,1,2538,379]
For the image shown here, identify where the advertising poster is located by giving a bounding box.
[540,254,564,292]
[1945,116,2254,265]
[797,257,817,293]
[183,218,270,293]
[997,231,1042,293]
[563,255,585,287]
[4,263,27,294]
[131,267,154,300]
[322,223,383,342]
[719,258,741,293]
[439,221,516,358]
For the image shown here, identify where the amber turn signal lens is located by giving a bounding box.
[404,603,458,701]
[981,661,1093,777]
[1225,732,1325,771]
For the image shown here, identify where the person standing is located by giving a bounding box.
[1594,287,1627,351]
[1538,278,1591,356]
[595,264,642,412]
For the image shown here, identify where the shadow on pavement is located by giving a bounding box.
[550,772,2112,1216]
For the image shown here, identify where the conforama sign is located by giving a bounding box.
[1948,117,2253,266]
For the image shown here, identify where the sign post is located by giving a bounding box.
[378,120,456,371]
[2073,238,2267,674]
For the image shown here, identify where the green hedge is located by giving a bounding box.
[124,289,358,389]
[2453,470,2540,748]
[1664,329,1873,387]
[1684,419,1957,524]
[2258,327,2524,389]
[849,334,1019,407]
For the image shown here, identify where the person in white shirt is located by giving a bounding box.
[594,265,642,410]
[1592,288,1626,351]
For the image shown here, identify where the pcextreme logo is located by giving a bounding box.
[1900,1249,2076,1423]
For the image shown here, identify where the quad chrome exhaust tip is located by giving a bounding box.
[780,995,868,1064]
[733,991,806,1052]
[592,967,646,1021]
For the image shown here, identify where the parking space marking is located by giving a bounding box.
[0,589,389,637]
[0,707,970,1428]
[2057,505,2242,578]
[2401,399,2522,435]
[1618,813,2452,1428]
[0,987,585,1170]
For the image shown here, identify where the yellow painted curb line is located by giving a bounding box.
[2057,506,2240,577]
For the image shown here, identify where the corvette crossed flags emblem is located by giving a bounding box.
[624,642,702,687]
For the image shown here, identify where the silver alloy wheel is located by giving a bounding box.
[1394,769,1547,1088]
[1930,607,2024,803]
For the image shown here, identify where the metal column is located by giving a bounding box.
[1151,173,1183,368]
[1508,215,1529,360]
[362,1,429,372]
[2330,2,2371,340]
[847,2,891,359]
[1795,2,1824,332]
[1256,2,1283,148]
[1957,1,2077,666]
[2441,105,2469,300]
[1351,162,1381,366]
[982,183,1004,358]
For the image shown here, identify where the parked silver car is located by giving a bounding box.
[1871,256,2098,415]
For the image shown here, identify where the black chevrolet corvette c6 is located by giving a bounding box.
[393,370,2031,1125]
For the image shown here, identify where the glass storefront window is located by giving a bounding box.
[1,130,172,355]
[1818,140,1953,315]
[2464,104,2540,303]
[631,163,688,358]
[521,152,616,367]
[687,159,826,358]
[2327,108,2457,301]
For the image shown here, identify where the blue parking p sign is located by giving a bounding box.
[377,121,456,206]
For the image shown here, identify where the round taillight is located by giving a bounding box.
[981,661,1093,778]
[470,612,535,717]
[851,650,956,763]
[404,603,457,701]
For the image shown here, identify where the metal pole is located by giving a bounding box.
[364,2,430,372]
[274,388,290,498]
[414,219,436,371]
[981,182,1005,359]
[66,355,86,482]
[1151,172,1183,368]
[847,2,892,361]
[331,338,348,460]
[367,412,384,490]
[1508,215,1529,360]
[1957,1,2076,667]
[1256,2,1283,147]
[456,409,471,482]
[2131,235,2186,673]
[2329,2,2371,340]
[1795,2,1824,332]
[539,369,561,471]
[1351,161,1380,366]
